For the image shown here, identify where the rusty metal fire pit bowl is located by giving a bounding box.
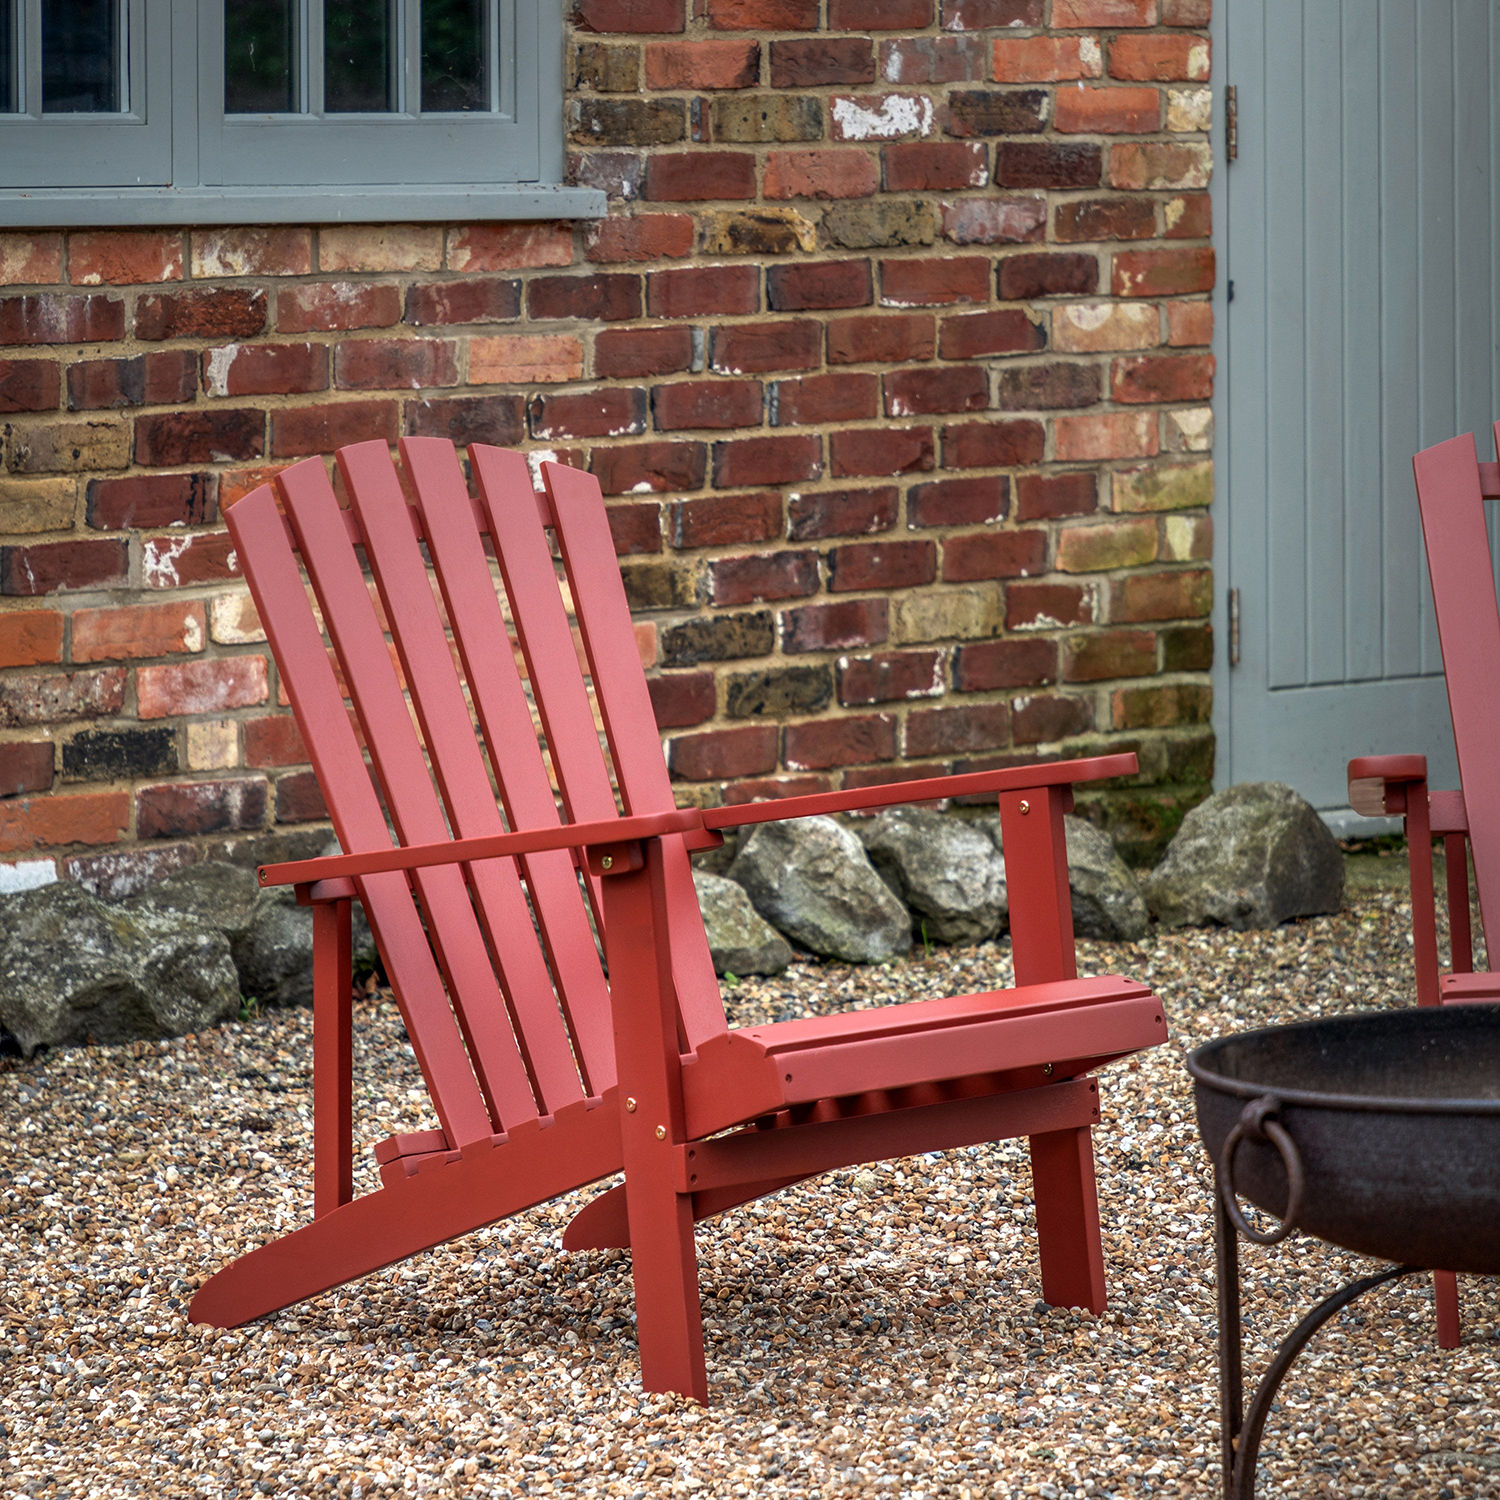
[1187,1005,1500,1499]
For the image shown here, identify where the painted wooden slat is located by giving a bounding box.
[337,440,587,1116]
[400,436,617,1096]
[277,457,540,1132]
[223,480,493,1148]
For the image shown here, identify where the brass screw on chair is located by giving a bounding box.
[1019,800,1030,815]
[601,855,614,870]
[1042,1062,1054,1076]
[655,1126,666,1140]
[625,1097,637,1112]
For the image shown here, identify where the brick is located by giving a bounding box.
[1054,0,1156,22]
[655,379,763,431]
[335,338,459,391]
[648,673,717,729]
[711,320,820,374]
[7,418,131,474]
[893,587,1001,644]
[712,94,823,144]
[784,713,895,770]
[0,742,54,798]
[1112,681,1210,730]
[404,279,522,326]
[1064,629,1156,682]
[1056,517,1157,572]
[763,149,880,201]
[788,485,898,540]
[1054,196,1157,243]
[137,656,268,719]
[648,38,758,88]
[574,0,685,30]
[1161,0,1209,20]
[1013,693,1095,744]
[270,399,398,458]
[1055,85,1161,135]
[137,778,267,839]
[669,724,778,781]
[244,715,308,769]
[941,197,1048,247]
[829,425,933,478]
[0,611,64,669]
[1116,246,1218,298]
[210,591,266,644]
[880,256,989,307]
[1110,34,1209,81]
[0,292,124,346]
[827,313,935,366]
[660,609,774,665]
[1053,301,1158,352]
[941,0,1042,24]
[1112,352,1214,404]
[200,342,327,399]
[722,774,830,802]
[995,143,1102,191]
[531,388,647,440]
[945,89,1048,137]
[0,791,130,853]
[469,334,585,385]
[671,491,783,547]
[953,638,1056,691]
[69,230,182,286]
[1017,472,1097,521]
[704,0,817,24]
[884,366,988,417]
[908,475,1007,528]
[571,150,647,201]
[782,597,889,653]
[1166,86,1213,132]
[998,252,1099,301]
[274,769,328,823]
[1165,510,1212,561]
[996,361,1100,411]
[828,0,931,26]
[712,433,821,487]
[907,702,1009,757]
[0,233,63,285]
[768,260,872,313]
[701,207,818,256]
[827,93,936,142]
[186,719,239,772]
[1162,623,1212,673]
[939,309,1044,360]
[278,281,402,333]
[1006,580,1096,630]
[645,151,757,201]
[0,359,61,414]
[839,650,942,705]
[318,225,442,273]
[596,326,696,380]
[0,667,126,727]
[993,37,1102,82]
[879,35,988,85]
[942,528,1045,582]
[771,38,874,88]
[135,409,263,467]
[0,539,127,595]
[73,601,206,662]
[135,288,266,341]
[404,395,525,447]
[1109,141,1212,192]
[827,538,935,592]
[0,476,76,532]
[882,142,986,193]
[585,215,696,263]
[773,372,878,426]
[721,665,832,724]
[1054,410,1158,461]
[1112,566,1212,621]
[142,531,240,589]
[572,97,687,147]
[1167,299,1213,347]
[941,419,1044,469]
[647,264,759,318]
[815,199,936,252]
[1112,459,1212,513]
[527,273,641,322]
[190,227,312,278]
[593,440,706,494]
[1164,405,1213,453]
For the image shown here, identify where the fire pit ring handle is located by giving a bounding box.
[1219,1094,1304,1247]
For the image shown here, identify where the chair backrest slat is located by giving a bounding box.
[1413,429,1500,951]
[336,441,589,1116]
[223,482,494,1148]
[277,458,540,1132]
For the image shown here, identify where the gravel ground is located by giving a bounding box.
[3,867,1498,1499]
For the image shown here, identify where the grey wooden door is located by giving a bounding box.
[1218,0,1500,820]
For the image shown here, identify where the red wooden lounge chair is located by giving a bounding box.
[1346,423,1500,1350]
[191,437,1168,1400]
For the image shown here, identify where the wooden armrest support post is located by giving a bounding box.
[312,897,354,1220]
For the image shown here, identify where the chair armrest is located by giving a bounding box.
[259,806,705,889]
[701,753,1138,833]
[1347,754,1427,817]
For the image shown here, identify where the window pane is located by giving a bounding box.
[325,0,394,113]
[422,0,486,113]
[42,0,121,114]
[225,0,297,114]
[0,0,14,114]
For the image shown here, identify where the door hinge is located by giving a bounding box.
[1225,84,1238,161]
[1228,587,1241,667]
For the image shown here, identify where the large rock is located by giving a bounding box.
[693,870,793,976]
[1143,781,1345,929]
[0,881,239,1056]
[1063,815,1148,942]
[728,816,911,964]
[859,807,1007,946]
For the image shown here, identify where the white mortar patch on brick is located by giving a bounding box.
[831,95,933,142]
[143,536,192,588]
[0,859,56,894]
[202,345,237,398]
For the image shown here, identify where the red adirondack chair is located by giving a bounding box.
[1346,423,1500,1349]
[191,437,1168,1400]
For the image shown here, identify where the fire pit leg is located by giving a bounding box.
[1215,1184,1244,1496]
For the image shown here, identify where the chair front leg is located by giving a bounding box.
[1445,833,1474,974]
[1400,785,1442,1008]
[313,897,354,1218]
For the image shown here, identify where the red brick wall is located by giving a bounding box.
[0,0,1213,895]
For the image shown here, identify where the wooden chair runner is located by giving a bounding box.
[1347,423,1500,1348]
[191,437,1167,1400]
